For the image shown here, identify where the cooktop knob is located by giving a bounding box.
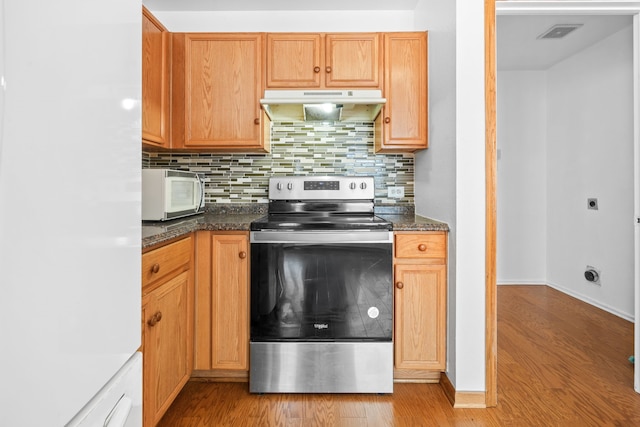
[287,182,293,190]
[360,182,367,190]
[276,183,283,191]
[350,182,356,190]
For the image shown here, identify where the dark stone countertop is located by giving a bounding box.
[142,205,449,249]
[142,212,265,249]
[377,214,450,232]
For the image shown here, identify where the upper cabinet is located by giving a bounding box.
[171,33,270,152]
[142,7,171,149]
[140,13,428,154]
[375,32,428,153]
[266,33,382,89]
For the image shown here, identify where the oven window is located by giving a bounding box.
[250,243,392,341]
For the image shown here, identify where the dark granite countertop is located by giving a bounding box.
[142,204,449,249]
[142,212,265,249]
[377,214,449,232]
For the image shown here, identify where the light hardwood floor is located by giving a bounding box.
[157,285,640,426]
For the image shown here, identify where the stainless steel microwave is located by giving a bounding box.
[141,169,204,221]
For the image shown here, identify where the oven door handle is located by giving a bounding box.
[250,231,393,244]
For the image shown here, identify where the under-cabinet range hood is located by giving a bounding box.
[260,89,386,122]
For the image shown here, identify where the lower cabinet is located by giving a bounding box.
[193,231,249,378]
[141,236,194,427]
[393,231,447,381]
[139,228,446,403]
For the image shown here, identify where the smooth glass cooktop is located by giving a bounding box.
[250,213,392,231]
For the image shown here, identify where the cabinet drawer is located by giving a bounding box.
[142,236,192,288]
[395,233,446,259]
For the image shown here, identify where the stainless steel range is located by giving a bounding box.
[249,176,393,394]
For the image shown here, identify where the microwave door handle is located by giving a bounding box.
[196,176,204,211]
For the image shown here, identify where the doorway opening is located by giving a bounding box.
[494,3,640,395]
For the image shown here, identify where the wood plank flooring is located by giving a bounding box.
[157,285,640,426]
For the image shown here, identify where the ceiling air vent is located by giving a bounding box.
[537,24,583,40]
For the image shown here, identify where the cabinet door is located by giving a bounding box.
[394,263,446,370]
[142,7,170,148]
[266,33,322,88]
[266,33,381,89]
[180,33,265,150]
[211,234,249,370]
[143,270,192,427]
[325,33,381,88]
[377,32,428,152]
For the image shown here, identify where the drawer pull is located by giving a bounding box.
[239,251,247,259]
[254,118,260,125]
[314,66,321,73]
[151,263,160,274]
[325,66,332,73]
[384,117,391,124]
[147,311,162,327]
[418,244,427,252]
[396,281,404,289]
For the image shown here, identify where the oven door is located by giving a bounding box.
[250,230,393,342]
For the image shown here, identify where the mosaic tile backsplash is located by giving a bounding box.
[143,121,414,205]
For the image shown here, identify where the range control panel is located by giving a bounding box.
[268,176,375,200]
[304,180,340,191]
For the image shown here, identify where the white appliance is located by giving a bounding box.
[142,169,205,221]
[260,89,386,122]
[0,0,142,426]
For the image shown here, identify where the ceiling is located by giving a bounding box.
[497,15,632,71]
[143,0,419,11]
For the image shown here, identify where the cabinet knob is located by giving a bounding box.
[239,251,247,259]
[396,282,404,289]
[384,117,391,124]
[147,311,162,327]
[314,66,321,73]
[254,118,260,125]
[418,244,427,252]
[325,66,332,74]
[151,263,160,274]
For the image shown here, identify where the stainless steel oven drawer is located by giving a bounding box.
[250,342,393,394]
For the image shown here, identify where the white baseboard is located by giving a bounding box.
[545,282,634,322]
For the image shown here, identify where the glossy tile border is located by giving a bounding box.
[143,121,414,205]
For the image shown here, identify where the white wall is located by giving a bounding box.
[451,0,487,392]
[413,0,489,394]
[546,25,634,319]
[497,26,634,320]
[414,0,459,384]
[152,10,416,32]
[497,71,548,284]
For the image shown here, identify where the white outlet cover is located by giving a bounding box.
[387,186,404,198]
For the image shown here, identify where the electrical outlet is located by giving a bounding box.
[584,265,601,286]
[387,186,405,198]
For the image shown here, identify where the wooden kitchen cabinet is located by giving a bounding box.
[171,33,269,152]
[394,231,447,381]
[193,231,249,379]
[375,32,428,153]
[265,33,382,89]
[142,7,171,149]
[141,236,194,427]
